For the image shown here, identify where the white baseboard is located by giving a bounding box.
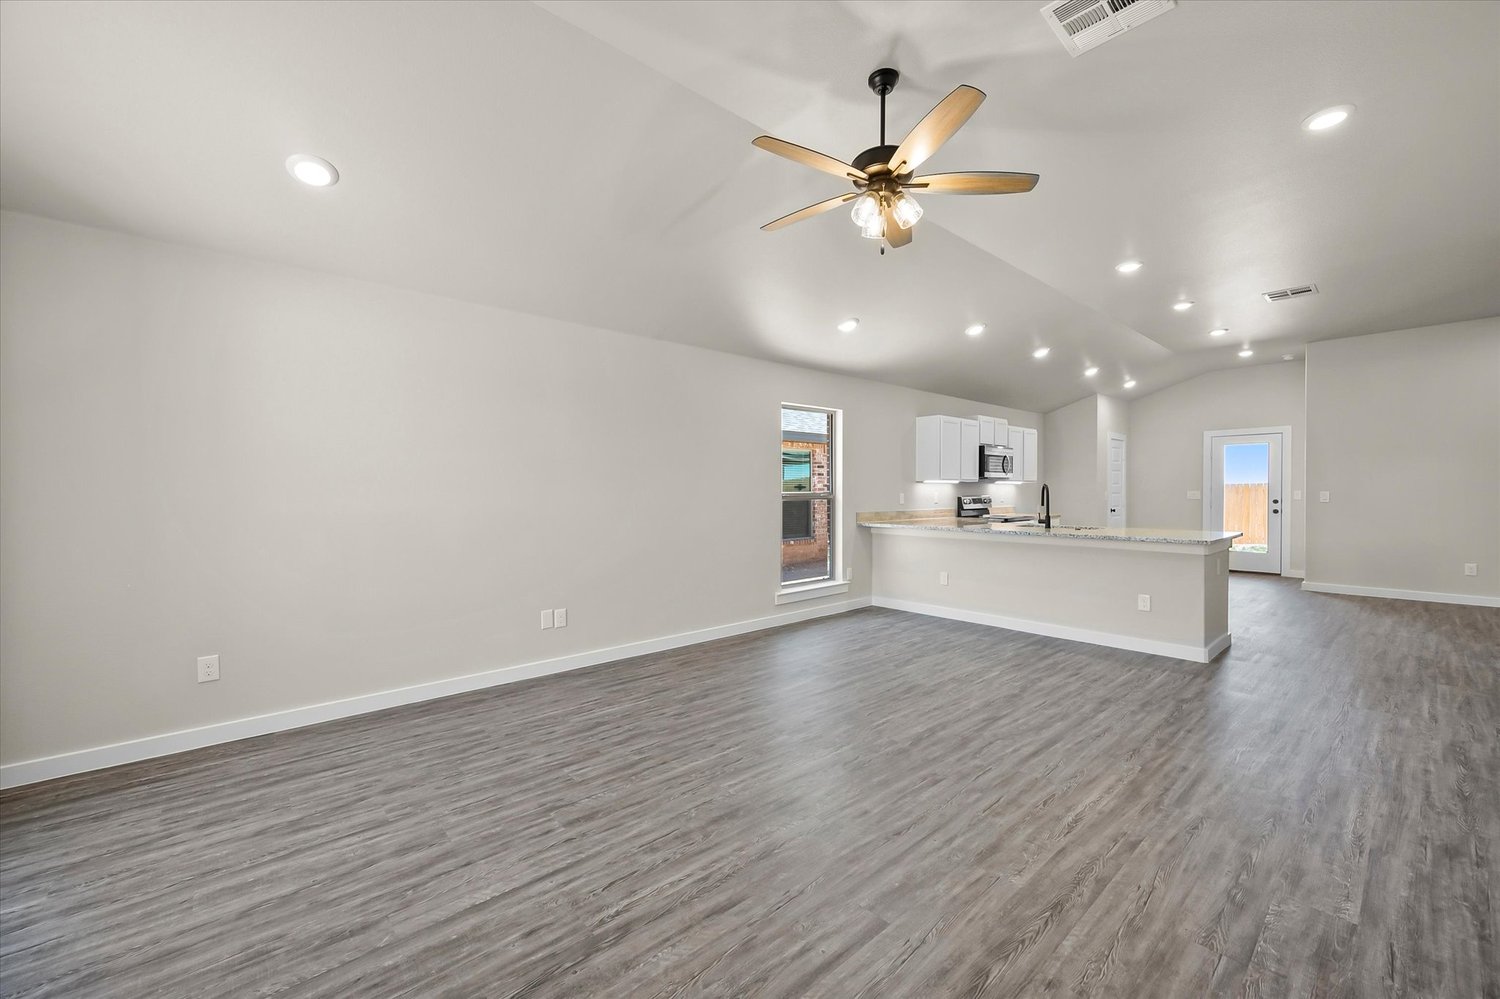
[1300,580,1500,608]
[1281,569,1306,579]
[871,596,1230,664]
[0,596,871,790]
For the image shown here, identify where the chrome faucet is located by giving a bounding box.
[1040,483,1051,529]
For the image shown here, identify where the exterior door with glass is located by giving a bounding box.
[1206,431,1283,573]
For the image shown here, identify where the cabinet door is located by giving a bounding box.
[914,415,941,481]
[1007,427,1024,480]
[976,416,995,446]
[1023,427,1039,481]
[960,419,980,482]
[939,416,963,481]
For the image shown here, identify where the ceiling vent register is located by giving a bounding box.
[1263,284,1320,302]
[1041,0,1177,57]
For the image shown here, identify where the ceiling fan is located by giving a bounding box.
[752,68,1038,250]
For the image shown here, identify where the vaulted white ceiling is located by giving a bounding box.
[2,1,1496,412]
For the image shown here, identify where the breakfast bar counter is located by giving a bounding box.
[857,511,1239,662]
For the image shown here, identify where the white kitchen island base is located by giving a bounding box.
[862,518,1238,663]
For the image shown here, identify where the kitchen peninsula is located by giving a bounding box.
[858,511,1240,662]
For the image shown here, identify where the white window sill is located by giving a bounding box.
[775,580,850,605]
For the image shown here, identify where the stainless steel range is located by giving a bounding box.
[955,495,992,518]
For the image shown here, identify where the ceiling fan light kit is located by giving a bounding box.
[752,67,1038,250]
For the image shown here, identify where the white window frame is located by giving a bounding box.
[776,402,848,603]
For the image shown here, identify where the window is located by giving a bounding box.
[780,405,835,585]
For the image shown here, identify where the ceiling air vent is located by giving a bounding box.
[1041,0,1177,57]
[1262,284,1320,302]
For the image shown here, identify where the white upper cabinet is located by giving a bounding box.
[915,415,971,482]
[1003,425,1041,482]
[960,419,980,482]
[920,415,1031,483]
[976,415,1008,446]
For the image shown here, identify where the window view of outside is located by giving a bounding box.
[781,406,833,584]
[1223,442,1270,553]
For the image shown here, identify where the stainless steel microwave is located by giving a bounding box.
[980,444,1015,480]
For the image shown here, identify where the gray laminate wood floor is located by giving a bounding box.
[2,576,1497,998]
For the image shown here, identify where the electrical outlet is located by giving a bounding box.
[899,492,906,505]
[1318,491,1330,503]
[554,607,568,628]
[1137,594,1151,612]
[1186,490,1201,500]
[845,566,853,582]
[1464,563,1478,577]
[540,609,554,630]
[939,571,949,586]
[197,654,220,683]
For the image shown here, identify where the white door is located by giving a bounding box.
[1207,432,1283,573]
[1107,433,1126,527]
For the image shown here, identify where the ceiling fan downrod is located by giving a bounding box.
[868,67,899,147]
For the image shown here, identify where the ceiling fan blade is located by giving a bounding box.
[906,171,1039,195]
[761,192,859,232]
[752,136,868,183]
[883,202,913,248]
[888,85,986,178]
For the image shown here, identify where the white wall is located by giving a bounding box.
[1305,318,1499,601]
[1127,362,1307,574]
[0,211,1041,772]
[1041,396,1097,524]
[1040,393,1130,527]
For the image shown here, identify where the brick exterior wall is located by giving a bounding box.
[782,438,831,576]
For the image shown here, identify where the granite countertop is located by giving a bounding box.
[855,511,1240,546]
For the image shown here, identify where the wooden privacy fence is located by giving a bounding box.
[1224,483,1269,546]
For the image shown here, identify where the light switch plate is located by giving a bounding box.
[1319,491,1330,503]
[540,609,554,630]
[1186,490,1201,500]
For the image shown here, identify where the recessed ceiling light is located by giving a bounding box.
[1172,301,1194,311]
[1282,353,1296,361]
[1238,348,1254,358]
[964,323,986,337]
[1032,347,1051,359]
[286,154,339,187]
[836,317,859,333]
[1302,104,1354,131]
[1083,366,1099,378]
[1210,328,1229,337]
[1115,260,1143,274]
[1123,379,1137,389]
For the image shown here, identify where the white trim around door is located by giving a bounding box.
[1203,426,1293,575]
